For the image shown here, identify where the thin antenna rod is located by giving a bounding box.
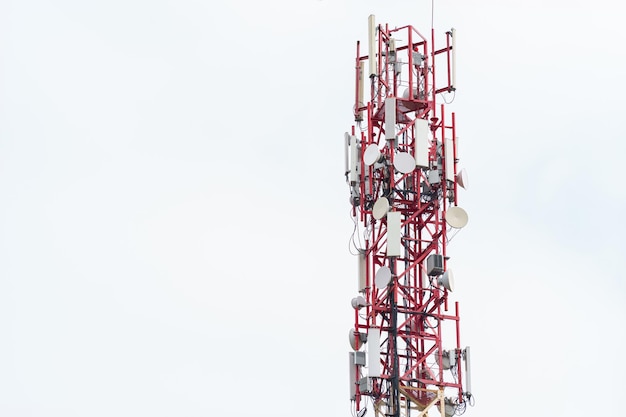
[431,0,434,30]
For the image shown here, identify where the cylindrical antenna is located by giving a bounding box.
[368,15,377,77]
[451,28,457,90]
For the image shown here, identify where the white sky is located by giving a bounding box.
[1,0,625,416]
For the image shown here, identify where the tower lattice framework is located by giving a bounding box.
[345,16,473,417]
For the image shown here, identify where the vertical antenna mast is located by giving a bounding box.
[346,15,473,417]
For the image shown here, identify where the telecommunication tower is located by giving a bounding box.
[344,15,474,417]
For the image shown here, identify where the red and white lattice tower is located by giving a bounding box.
[345,15,473,417]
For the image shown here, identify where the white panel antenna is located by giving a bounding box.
[344,133,350,176]
[349,352,357,400]
[414,119,430,168]
[349,134,359,185]
[367,328,381,377]
[445,138,455,182]
[386,211,401,257]
[358,252,367,292]
[368,15,377,77]
[464,346,472,395]
[385,97,396,140]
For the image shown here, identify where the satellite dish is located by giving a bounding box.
[374,266,392,289]
[394,152,416,174]
[363,144,382,166]
[372,197,389,220]
[438,269,455,292]
[445,206,468,229]
[351,295,368,310]
[456,168,469,189]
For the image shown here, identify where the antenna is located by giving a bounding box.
[368,15,377,77]
[445,206,469,229]
[451,28,457,90]
[374,266,392,289]
[344,15,474,417]
[372,197,389,220]
[363,143,382,166]
[394,152,416,174]
[456,168,469,189]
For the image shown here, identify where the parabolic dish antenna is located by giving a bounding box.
[438,269,455,292]
[456,168,469,189]
[363,144,382,166]
[372,197,390,220]
[348,329,360,350]
[445,206,469,229]
[375,266,392,289]
[394,152,416,174]
[351,295,368,309]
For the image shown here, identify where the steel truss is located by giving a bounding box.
[346,17,472,417]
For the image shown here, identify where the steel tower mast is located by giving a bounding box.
[345,16,473,417]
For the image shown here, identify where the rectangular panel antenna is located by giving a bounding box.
[358,252,366,292]
[464,346,472,395]
[414,119,430,168]
[445,138,455,182]
[367,328,381,377]
[349,352,357,400]
[386,211,401,257]
[368,15,377,77]
[349,135,359,185]
[385,97,396,141]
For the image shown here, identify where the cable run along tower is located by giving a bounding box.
[345,15,473,417]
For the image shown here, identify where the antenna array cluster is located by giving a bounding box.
[344,15,473,417]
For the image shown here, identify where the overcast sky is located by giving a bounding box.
[1,1,624,416]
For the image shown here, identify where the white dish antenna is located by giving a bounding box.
[456,168,469,189]
[351,295,368,310]
[438,269,455,292]
[445,206,468,229]
[372,197,389,220]
[394,152,416,174]
[349,329,367,351]
[374,266,392,289]
[363,143,382,166]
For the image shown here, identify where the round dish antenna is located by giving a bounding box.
[445,206,468,229]
[351,295,368,310]
[394,152,416,174]
[363,144,382,166]
[375,266,392,289]
[438,269,455,292]
[456,168,469,189]
[372,197,390,220]
[348,329,367,350]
